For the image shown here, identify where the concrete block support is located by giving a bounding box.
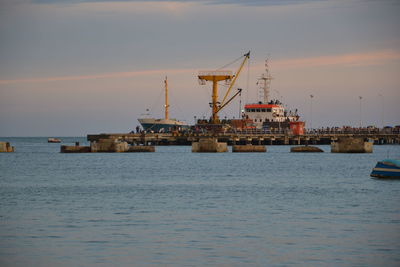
[127,146,155,152]
[61,139,155,153]
[291,146,323,152]
[192,138,228,153]
[331,137,373,153]
[60,145,91,153]
[232,145,266,152]
[0,142,14,152]
[91,139,128,153]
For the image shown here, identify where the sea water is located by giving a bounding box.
[0,137,399,266]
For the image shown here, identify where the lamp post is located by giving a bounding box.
[378,93,384,128]
[358,96,363,128]
[238,89,242,118]
[310,94,314,131]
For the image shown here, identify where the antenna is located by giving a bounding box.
[257,58,273,103]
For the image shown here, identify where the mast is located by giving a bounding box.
[164,76,169,120]
[257,58,273,103]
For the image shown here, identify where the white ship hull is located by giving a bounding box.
[138,118,189,132]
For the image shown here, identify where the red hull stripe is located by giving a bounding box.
[244,104,279,109]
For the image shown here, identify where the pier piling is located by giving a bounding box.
[0,142,14,152]
[331,137,373,153]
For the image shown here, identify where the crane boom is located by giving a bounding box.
[220,51,250,107]
[217,88,242,113]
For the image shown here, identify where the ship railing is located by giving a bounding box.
[304,128,399,135]
[228,128,288,135]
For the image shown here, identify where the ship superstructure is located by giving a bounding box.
[243,59,301,130]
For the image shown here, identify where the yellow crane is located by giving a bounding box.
[198,51,250,124]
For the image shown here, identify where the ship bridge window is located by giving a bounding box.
[261,108,266,112]
[256,109,261,112]
[267,108,272,112]
[251,109,255,112]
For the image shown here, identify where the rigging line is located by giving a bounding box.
[218,68,244,93]
[217,81,232,103]
[216,54,244,71]
[246,55,250,99]
[238,89,242,118]
[168,87,186,120]
[245,58,249,105]
[217,81,229,91]
[245,55,250,106]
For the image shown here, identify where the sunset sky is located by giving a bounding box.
[0,0,399,136]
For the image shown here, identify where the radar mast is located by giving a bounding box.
[257,58,273,103]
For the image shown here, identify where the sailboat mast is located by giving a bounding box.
[164,76,169,120]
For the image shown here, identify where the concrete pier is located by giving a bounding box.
[90,139,128,153]
[0,142,14,152]
[290,146,323,152]
[127,146,155,152]
[60,139,155,153]
[331,137,373,153]
[60,145,91,153]
[88,132,400,146]
[192,138,228,153]
[232,145,266,152]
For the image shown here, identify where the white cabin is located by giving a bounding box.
[243,101,299,129]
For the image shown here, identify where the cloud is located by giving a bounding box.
[206,0,325,6]
[0,68,194,85]
[1,50,399,85]
[31,0,325,7]
[272,50,400,70]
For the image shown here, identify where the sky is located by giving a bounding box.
[0,0,399,136]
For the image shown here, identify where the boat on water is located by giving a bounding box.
[242,59,304,133]
[370,159,400,179]
[138,77,188,133]
[48,138,61,143]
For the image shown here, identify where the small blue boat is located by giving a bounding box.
[371,159,400,179]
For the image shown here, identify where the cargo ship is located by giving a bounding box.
[138,77,189,133]
[241,59,304,133]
